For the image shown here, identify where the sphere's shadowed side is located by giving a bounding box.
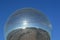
[7,28,50,40]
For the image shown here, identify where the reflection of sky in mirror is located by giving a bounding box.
[6,12,51,31]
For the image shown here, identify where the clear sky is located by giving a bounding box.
[0,0,60,40]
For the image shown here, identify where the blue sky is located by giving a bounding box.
[0,0,60,40]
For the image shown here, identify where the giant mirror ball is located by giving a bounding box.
[5,8,52,40]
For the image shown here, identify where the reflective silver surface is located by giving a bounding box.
[5,8,52,40]
[7,28,50,40]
